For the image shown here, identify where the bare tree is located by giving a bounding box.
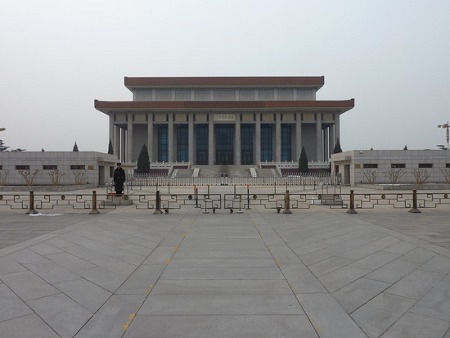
[363,170,377,184]
[413,169,430,185]
[73,171,86,185]
[48,170,65,185]
[0,169,10,185]
[18,169,39,185]
[441,168,450,184]
[384,168,407,184]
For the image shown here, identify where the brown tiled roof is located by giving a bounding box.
[124,76,325,88]
[95,99,354,114]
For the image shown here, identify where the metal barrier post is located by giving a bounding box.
[26,190,38,214]
[194,185,199,207]
[154,190,162,214]
[347,190,358,214]
[283,190,292,214]
[409,189,421,213]
[246,184,250,209]
[89,190,100,214]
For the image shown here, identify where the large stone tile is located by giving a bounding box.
[365,258,421,283]
[332,277,391,313]
[174,249,272,259]
[418,254,450,274]
[0,255,27,276]
[351,292,415,338]
[9,248,46,264]
[1,270,60,300]
[279,263,327,293]
[152,279,293,295]
[410,281,450,322]
[75,295,144,338]
[161,266,284,280]
[77,266,128,293]
[124,315,318,338]
[385,269,444,300]
[399,247,436,264]
[308,256,354,277]
[139,294,303,315]
[116,264,166,295]
[45,252,97,272]
[349,250,400,270]
[0,282,33,321]
[142,247,175,265]
[318,266,371,292]
[23,259,79,284]
[267,245,303,264]
[29,242,64,255]
[54,278,112,313]
[27,293,92,338]
[0,314,60,338]
[298,293,367,338]
[381,312,450,338]
[168,258,276,268]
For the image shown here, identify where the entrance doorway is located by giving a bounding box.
[215,124,234,165]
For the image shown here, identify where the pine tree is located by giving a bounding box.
[136,144,150,174]
[0,140,9,152]
[298,147,309,173]
[333,137,343,154]
[73,141,79,152]
[107,139,114,154]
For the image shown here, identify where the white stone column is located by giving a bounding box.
[335,114,341,141]
[235,114,241,165]
[324,127,329,160]
[109,115,115,154]
[275,113,281,162]
[127,117,133,162]
[329,124,335,156]
[121,128,126,162]
[295,116,302,161]
[168,113,174,162]
[147,116,153,162]
[114,126,120,159]
[255,114,261,164]
[208,117,214,165]
[188,115,194,164]
[316,113,323,161]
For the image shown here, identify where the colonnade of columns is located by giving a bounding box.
[109,112,340,165]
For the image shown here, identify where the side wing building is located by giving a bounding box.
[95,76,354,166]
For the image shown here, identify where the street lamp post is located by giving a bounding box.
[438,123,449,150]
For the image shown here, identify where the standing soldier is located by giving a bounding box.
[113,162,126,195]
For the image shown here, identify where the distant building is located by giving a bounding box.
[95,76,354,165]
[0,152,120,188]
[331,150,450,186]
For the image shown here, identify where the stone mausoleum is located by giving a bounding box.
[95,76,354,165]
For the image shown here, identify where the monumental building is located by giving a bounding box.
[95,76,354,166]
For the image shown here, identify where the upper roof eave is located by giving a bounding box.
[94,99,355,115]
[124,76,325,90]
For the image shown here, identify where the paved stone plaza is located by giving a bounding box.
[1,188,450,337]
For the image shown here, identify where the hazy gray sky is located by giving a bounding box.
[1,0,449,152]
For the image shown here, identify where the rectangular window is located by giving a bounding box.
[391,163,405,168]
[177,125,189,162]
[260,124,273,161]
[70,165,85,170]
[157,125,168,162]
[196,124,208,165]
[418,163,433,168]
[0,165,3,170]
[363,164,378,168]
[447,163,450,168]
[241,124,254,165]
[16,165,30,170]
[281,124,292,161]
[43,165,58,170]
